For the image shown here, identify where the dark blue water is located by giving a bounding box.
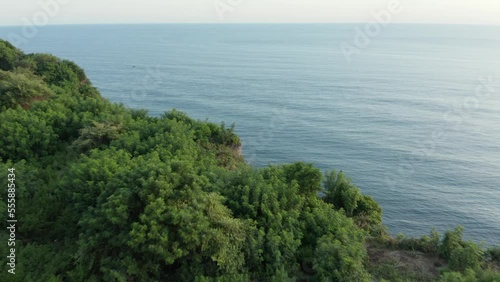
[1,24,499,245]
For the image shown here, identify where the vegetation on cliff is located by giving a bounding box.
[0,39,499,281]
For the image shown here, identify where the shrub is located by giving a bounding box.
[438,269,476,282]
[486,246,500,262]
[439,226,465,260]
[0,69,53,110]
[313,234,371,282]
[323,171,382,231]
[0,39,23,71]
[449,241,484,272]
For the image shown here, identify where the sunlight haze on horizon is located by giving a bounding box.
[0,0,500,26]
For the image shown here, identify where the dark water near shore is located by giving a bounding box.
[1,24,499,244]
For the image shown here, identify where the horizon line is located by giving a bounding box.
[1,21,500,28]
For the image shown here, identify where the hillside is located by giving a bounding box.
[0,39,499,281]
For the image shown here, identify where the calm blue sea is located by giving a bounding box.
[1,24,499,245]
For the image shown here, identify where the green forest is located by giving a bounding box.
[0,39,499,281]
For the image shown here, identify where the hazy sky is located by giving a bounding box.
[0,0,499,26]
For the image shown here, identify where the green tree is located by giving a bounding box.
[60,150,248,281]
[282,162,322,196]
[313,234,371,282]
[0,39,23,71]
[71,121,123,152]
[0,69,53,111]
[323,170,382,230]
[0,109,58,161]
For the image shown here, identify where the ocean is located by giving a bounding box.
[1,24,499,244]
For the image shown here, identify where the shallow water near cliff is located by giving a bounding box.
[1,24,499,244]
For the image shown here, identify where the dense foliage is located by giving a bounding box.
[0,39,498,281]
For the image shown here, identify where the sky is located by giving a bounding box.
[0,0,499,26]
